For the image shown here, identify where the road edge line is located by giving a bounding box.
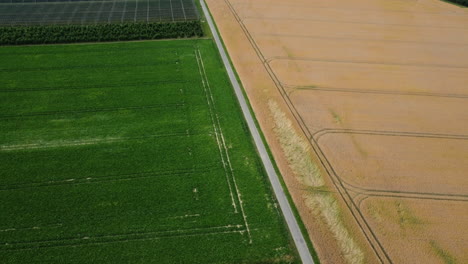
[199,1,314,263]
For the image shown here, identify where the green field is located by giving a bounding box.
[0,40,298,263]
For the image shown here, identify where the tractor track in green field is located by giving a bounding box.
[0,164,220,191]
[0,80,188,93]
[0,60,179,73]
[0,130,210,152]
[195,46,252,242]
[0,225,247,252]
[0,103,186,119]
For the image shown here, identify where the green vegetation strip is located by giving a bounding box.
[442,0,468,6]
[0,21,203,45]
[0,40,298,263]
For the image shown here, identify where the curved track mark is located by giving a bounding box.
[223,0,392,263]
[285,84,468,99]
[267,57,468,70]
[313,129,468,142]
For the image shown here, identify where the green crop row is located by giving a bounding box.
[444,0,468,6]
[0,21,204,45]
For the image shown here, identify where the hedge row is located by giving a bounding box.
[444,0,468,6]
[0,21,204,45]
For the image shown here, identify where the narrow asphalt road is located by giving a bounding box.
[199,1,315,263]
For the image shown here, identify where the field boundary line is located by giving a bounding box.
[194,48,239,214]
[197,48,252,244]
[200,0,313,261]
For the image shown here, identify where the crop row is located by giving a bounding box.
[0,21,203,45]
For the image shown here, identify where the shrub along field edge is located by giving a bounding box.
[442,0,468,7]
[0,21,204,45]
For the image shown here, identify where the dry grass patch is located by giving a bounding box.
[268,100,364,264]
[430,240,457,264]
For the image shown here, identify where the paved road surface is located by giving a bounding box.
[199,1,315,263]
